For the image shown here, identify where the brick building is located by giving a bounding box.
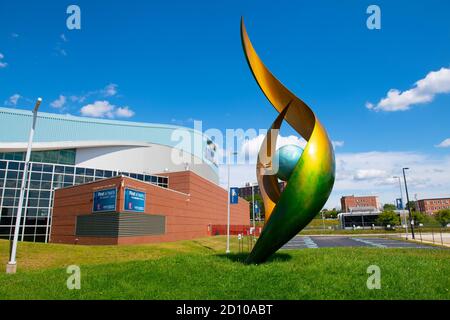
[417,198,450,215]
[239,181,286,198]
[340,195,380,213]
[51,171,249,245]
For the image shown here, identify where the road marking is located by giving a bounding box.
[303,236,319,248]
[352,238,386,248]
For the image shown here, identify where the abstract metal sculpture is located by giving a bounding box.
[241,18,336,264]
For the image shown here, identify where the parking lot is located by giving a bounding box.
[281,236,439,249]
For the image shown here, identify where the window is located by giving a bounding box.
[1,150,76,166]
[32,163,43,171]
[42,173,52,181]
[65,166,74,175]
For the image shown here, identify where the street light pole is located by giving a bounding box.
[402,168,415,239]
[321,211,326,230]
[393,176,408,239]
[226,151,238,254]
[251,183,256,229]
[6,98,42,274]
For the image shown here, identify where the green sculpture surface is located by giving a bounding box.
[241,18,336,264]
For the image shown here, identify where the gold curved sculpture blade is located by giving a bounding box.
[241,18,336,264]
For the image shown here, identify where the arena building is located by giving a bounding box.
[0,107,249,244]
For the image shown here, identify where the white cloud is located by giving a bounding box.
[238,134,343,165]
[5,93,20,106]
[115,106,135,118]
[220,151,450,210]
[0,53,8,68]
[80,101,114,118]
[60,34,68,42]
[365,102,374,109]
[353,169,387,181]
[70,94,87,103]
[436,138,450,148]
[329,151,450,208]
[50,95,66,109]
[68,83,120,103]
[103,83,118,97]
[80,100,135,119]
[241,134,307,163]
[367,67,450,111]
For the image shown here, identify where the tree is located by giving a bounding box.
[244,194,265,221]
[406,201,418,212]
[326,209,339,219]
[435,209,450,227]
[320,208,339,219]
[383,203,397,211]
[412,211,427,225]
[376,210,400,229]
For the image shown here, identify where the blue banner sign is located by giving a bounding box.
[93,188,117,213]
[124,188,146,212]
[254,202,260,214]
[230,187,239,204]
[396,198,403,210]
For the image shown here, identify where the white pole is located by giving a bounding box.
[7,98,42,274]
[226,150,231,254]
[252,184,255,229]
[396,176,408,240]
[322,211,326,230]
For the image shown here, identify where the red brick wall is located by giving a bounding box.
[341,196,379,212]
[51,171,250,245]
[418,198,450,214]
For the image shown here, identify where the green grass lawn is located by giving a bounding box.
[306,218,339,228]
[0,237,449,300]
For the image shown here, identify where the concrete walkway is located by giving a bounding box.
[392,232,450,247]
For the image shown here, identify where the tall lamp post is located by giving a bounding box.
[393,176,408,239]
[6,98,42,274]
[226,151,238,254]
[251,182,257,229]
[402,168,415,239]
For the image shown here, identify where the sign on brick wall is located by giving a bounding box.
[124,188,146,212]
[92,188,117,213]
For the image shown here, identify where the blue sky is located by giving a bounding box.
[1,0,450,208]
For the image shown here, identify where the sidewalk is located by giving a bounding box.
[392,232,450,248]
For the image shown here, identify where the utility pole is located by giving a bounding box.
[402,168,415,239]
[226,151,237,254]
[251,183,257,229]
[6,98,42,274]
[394,176,408,239]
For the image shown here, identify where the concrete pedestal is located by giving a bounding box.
[6,263,17,274]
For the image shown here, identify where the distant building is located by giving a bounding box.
[417,198,450,214]
[239,181,286,199]
[340,195,380,213]
[338,210,408,230]
[0,107,225,243]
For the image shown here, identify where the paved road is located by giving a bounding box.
[281,236,437,250]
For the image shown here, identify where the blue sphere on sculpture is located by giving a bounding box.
[275,144,303,181]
